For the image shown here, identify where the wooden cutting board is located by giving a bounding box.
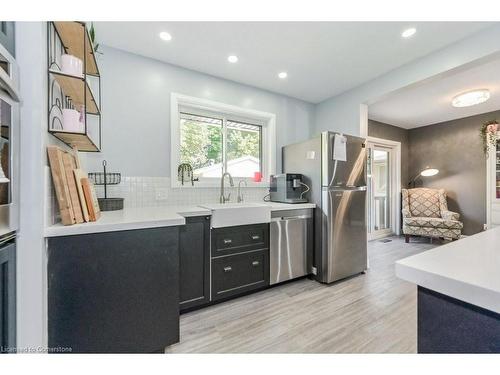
[47,146,76,225]
[62,152,84,223]
[81,177,101,222]
[73,168,90,222]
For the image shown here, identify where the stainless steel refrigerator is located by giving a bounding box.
[283,131,367,283]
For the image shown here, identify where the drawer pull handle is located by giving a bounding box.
[223,239,232,244]
[252,261,260,267]
[223,266,232,272]
[251,235,260,240]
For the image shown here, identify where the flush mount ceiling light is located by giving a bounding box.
[159,31,172,41]
[401,27,417,38]
[278,72,288,79]
[227,55,238,63]
[452,89,490,108]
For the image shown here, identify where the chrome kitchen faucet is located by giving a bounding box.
[237,179,248,202]
[219,172,234,203]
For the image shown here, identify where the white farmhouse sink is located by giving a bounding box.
[199,203,271,228]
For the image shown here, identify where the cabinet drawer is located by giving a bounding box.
[211,223,269,257]
[212,250,269,301]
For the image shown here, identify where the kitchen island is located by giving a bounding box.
[396,227,500,353]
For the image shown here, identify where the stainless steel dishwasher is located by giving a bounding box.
[270,208,313,285]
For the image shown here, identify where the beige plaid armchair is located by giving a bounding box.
[402,188,463,242]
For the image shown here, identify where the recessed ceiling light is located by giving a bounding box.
[452,89,490,108]
[278,72,288,79]
[401,27,416,38]
[159,31,172,41]
[227,55,238,63]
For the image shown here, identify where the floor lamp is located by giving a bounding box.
[408,167,439,188]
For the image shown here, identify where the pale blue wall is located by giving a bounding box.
[17,21,50,350]
[84,46,315,176]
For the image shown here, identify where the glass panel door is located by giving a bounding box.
[367,144,391,238]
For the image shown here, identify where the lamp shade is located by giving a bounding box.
[420,167,439,177]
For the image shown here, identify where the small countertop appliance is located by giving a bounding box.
[269,173,309,203]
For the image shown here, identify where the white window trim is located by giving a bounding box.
[170,93,276,188]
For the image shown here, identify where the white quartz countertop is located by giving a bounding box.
[44,202,315,237]
[395,227,500,314]
[164,205,213,218]
[44,206,206,237]
[263,202,316,211]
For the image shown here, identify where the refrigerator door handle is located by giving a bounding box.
[325,186,367,192]
[347,186,367,191]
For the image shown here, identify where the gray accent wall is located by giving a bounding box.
[408,111,497,235]
[368,119,409,187]
[369,110,497,235]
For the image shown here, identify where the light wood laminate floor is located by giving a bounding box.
[166,236,438,353]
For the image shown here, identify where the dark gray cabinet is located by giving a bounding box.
[179,216,210,312]
[0,22,15,57]
[418,286,500,353]
[211,223,268,257]
[211,223,269,302]
[212,249,268,301]
[0,241,16,353]
[47,227,180,353]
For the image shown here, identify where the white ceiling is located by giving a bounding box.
[369,57,500,129]
[94,22,492,103]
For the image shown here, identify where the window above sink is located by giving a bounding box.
[171,93,276,188]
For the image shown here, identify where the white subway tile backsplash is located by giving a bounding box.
[92,176,269,208]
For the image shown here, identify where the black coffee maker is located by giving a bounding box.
[269,174,309,203]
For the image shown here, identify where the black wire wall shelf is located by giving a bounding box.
[47,21,102,152]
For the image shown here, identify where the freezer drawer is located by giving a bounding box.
[270,209,313,285]
[321,188,367,283]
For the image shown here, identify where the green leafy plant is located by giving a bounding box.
[89,23,102,55]
[480,120,499,155]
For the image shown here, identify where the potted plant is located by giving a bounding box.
[89,23,103,56]
[480,120,499,155]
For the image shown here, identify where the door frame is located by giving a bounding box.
[367,136,402,240]
[486,131,500,229]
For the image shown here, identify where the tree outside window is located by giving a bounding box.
[180,112,262,178]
